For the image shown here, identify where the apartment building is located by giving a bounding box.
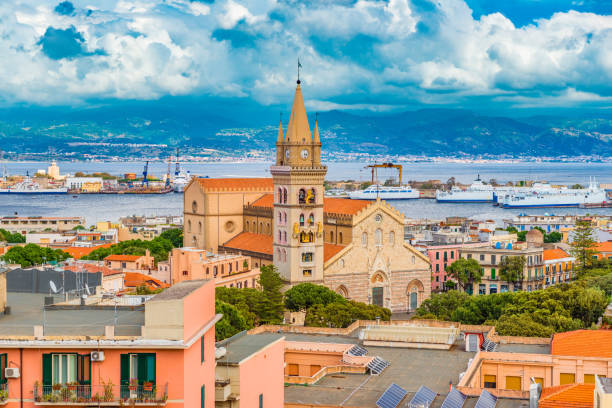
[425,242,488,291]
[0,279,220,407]
[0,216,84,234]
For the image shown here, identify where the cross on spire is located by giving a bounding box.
[297,58,302,84]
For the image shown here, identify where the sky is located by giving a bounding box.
[1,0,611,115]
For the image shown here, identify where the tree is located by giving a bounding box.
[72,225,85,231]
[305,301,391,328]
[499,255,526,290]
[446,258,483,293]
[215,300,249,340]
[570,219,597,273]
[257,265,284,324]
[1,244,70,268]
[570,184,584,189]
[158,228,183,248]
[544,231,562,243]
[284,283,345,311]
[416,290,470,321]
[0,229,25,243]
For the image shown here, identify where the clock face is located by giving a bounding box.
[301,149,309,159]
[285,149,290,158]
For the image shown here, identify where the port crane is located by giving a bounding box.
[174,148,181,176]
[165,155,172,188]
[142,161,149,187]
[367,163,403,185]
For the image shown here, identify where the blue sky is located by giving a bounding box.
[0,0,611,114]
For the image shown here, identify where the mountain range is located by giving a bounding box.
[1,101,611,158]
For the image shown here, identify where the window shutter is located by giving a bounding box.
[0,354,6,383]
[120,354,130,386]
[201,336,205,363]
[42,354,52,386]
[201,385,205,408]
[140,354,156,384]
[259,393,263,408]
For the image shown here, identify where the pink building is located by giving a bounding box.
[168,247,260,289]
[426,243,487,291]
[0,280,220,408]
[215,333,285,407]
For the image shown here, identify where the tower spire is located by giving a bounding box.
[297,58,302,84]
[285,80,311,142]
[313,112,320,143]
[277,113,284,143]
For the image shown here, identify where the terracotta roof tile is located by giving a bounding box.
[544,248,571,261]
[222,232,273,255]
[596,241,612,253]
[251,193,274,208]
[324,243,345,262]
[196,177,273,191]
[64,263,122,276]
[551,329,612,358]
[104,254,143,262]
[123,272,169,289]
[323,197,371,215]
[63,243,113,260]
[539,383,594,408]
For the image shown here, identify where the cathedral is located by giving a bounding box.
[183,80,431,312]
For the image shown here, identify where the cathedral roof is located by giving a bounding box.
[195,177,273,192]
[245,193,372,216]
[222,232,274,256]
[285,83,312,142]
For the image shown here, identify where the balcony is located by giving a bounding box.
[0,383,7,406]
[33,383,168,406]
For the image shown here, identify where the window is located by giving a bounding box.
[389,231,395,246]
[435,264,440,272]
[467,254,472,259]
[361,232,368,247]
[451,251,454,259]
[182,270,188,276]
[283,188,287,204]
[533,377,544,387]
[411,256,415,264]
[303,269,312,277]
[302,252,313,262]
[201,335,205,363]
[308,214,314,225]
[339,232,343,244]
[479,284,486,295]
[43,353,91,387]
[505,376,521,391]
[300,232,314,243]
[436,252,440,260]
[375,229,382,246]
[299,214,305,226]
[560,373,575,385]
[584,374,596,384]
[480,254,485,261]
[192,200,198,213]
[330,231,334,242]
[491,255,496,265]
[491,268,496,280]
[213,266,218,277]
[0,354,6,384]
[443,252,447,261]
[483,374,496,388]
[298,188,306,204]
[206,267,209,275]
[229,263,232,273]
[259,393,263,408]
[201,385,205,408]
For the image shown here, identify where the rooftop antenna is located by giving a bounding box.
[297,58,302,84]
[49,280,58,294]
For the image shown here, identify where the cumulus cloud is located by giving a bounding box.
[0,0,609,110]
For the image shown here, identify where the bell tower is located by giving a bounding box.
[271,78,326,283]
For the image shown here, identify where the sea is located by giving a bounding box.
[1,161,611,226]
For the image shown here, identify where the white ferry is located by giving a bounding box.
[349,184,420,200]
[0,179,67,194]
[502,179,608,208]
[435,177,494,203]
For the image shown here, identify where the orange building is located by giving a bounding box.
[595,241,612,260]
[104,252,155,271]
[543,248,575,287]
[0,280,220,407]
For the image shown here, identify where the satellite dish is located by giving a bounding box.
[85,284,91,295]
[49,281,58,294]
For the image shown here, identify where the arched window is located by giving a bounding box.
[299,214,305,226]
[278,212,282,224]
[389,231,395,246]
[192,236,197,246]
[309,232,314,242]
[278,230,282,242]
[213,266,218,277]
[375,228,382,246]
[298,188,306,204]
[362,232,367,247]
[339,232,343,244]
[267,223,270,233]
[411,256,415,264]
[245,221,249,232]
[282,249,286,262]
[307,188,316,204]
[187,220,192,233]
[198,221,202,233]
[206,267,209,275]
[308,213,314,225]
[283,231,287,243]
[229,263,232,273]
[330,231,334,242]
[221,265,224,275]
[259,222,263,233]
[283,188,288,204]
[244,280,248,288]
[191,200,198,213]
[277,187,282,203]
[283,212,287,223]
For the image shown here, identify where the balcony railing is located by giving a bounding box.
[34,383,168,405]
[0,383,7,405]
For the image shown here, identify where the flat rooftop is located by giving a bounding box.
[217,333,283,365]
[0,293,143,337]
[148,279,207,301]
[496,343,551,354]
[279,331,529,408]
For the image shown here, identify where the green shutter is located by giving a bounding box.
[138,353,156,384]
[201,336,205,363]
[120,354,130,386]
[42,354,52,386]
[491,268,496,280]
[201,385,205,408]
[259,393,263,408]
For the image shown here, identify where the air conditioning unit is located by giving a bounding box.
[5,367,20,378]
[91,351,105,362]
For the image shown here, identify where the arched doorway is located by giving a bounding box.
[370,271,388,307]
[406,279,425,311]
[336,285,349,299]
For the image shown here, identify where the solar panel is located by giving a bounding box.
[481,339,497,352]
[348,345,368,356]
[368,356,390,375]
[474,389,497,408]
[408,385,437,408]
[440,388,467,408]
[376,383,407,408]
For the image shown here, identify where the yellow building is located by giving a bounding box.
[183,81,431,312]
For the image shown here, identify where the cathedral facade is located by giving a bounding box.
[183,81,431,312]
